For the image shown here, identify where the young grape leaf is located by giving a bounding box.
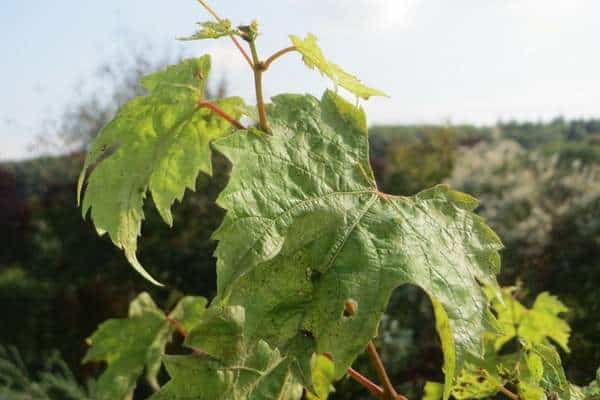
[493,290,571,352]
[528,342,570,400]
[77,55,244,285]
[290,34,388,100]
[423,382,445,400]
[211,90,502,397]
[83,293,206,399]
[449,338,515,400]
[306,355,336,400]
[447,343,570,400]
[151,305,303,400]
[446,290,573,400]
[179,20,235,41]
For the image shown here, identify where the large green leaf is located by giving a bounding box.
[77,55,243,285]
[290,34,387,100]
[83,293,206,400]
[151,305,302,400]
[212,90,502,396]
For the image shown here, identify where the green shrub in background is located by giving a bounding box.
[0,346,93,400]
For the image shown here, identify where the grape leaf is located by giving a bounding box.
[179,20,235,41]
[151,305,303,400]
[185,305,245,363]
[449,344,569,400]
[211,90,502,397]
[447,290,572,400]
[306,355,336,400]
[83,293,206,399]
[528,342,570,400]
[169,295,210,332]
[77,55,244,285]
[423,382,444,400]
[518,381,547,400]
[290,34,388,100]
[493,290,571,352]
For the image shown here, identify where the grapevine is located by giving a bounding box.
[76,1,599,399]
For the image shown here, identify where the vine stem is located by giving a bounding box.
[195,0,253,68]
[497,385,520,400]
[166,317,205,355]
[348,366,387,398]
[324,352,385,398]
[166,317,188,337]
[248,41,269,132]
[367,341,404,400]
[197,100,246,130]
[263,46,297,70]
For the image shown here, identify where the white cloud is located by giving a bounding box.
[203,45,247,74]
[290,0,421,32]
[348,0,421,30]
[507,0,588,32]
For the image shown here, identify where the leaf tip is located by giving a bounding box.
[125,249,164,287]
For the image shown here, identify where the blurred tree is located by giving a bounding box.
[447,140,600,383]
[378,125,457,195]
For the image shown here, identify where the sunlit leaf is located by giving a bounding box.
[306,355,336,400]
[493,290,571,353]
[212,90,502,397]
[290,34,387,100]
[78,55,244,284]
[179,20,235,41]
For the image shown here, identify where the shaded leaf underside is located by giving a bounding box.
[151,306,303,400]
[212,90,502,394]
[83,293,207,400]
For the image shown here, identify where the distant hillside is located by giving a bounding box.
[1,153,84,199]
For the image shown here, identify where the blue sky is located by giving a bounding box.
[1,0,599,160]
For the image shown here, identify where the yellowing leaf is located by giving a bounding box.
[527,353,544,382]
[494,290,571,352]
[422,382,444,400]
[290,34,387,100]
[449,291,573,400]
[306,355,336,400]
[529,343,570,400]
